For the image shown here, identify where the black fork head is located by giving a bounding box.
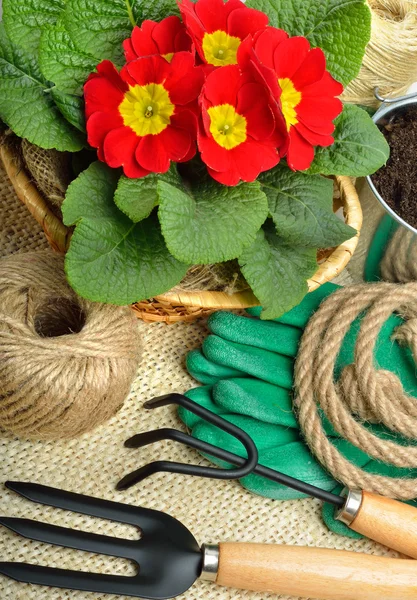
[0,482,202,599]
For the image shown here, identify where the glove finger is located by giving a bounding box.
[208,311,301,356]
[192,414,299,457]
[203,336,294,389]
[213,378,298,428]
[178,386,226,429]
[186,348,249,384]
[246,282,338,327]
[241,441,337,500]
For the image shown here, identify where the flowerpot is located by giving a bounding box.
[1,136,362,324]
[366,90,417,235]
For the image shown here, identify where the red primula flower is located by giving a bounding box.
[84,53,204,178]
[240,28,344,170]
[178,0,268,68]
[123,16,192,63]
[198,64,286,185]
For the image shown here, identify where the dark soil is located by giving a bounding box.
[372,107,417,229]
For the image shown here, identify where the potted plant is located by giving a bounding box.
[0,0,389,320]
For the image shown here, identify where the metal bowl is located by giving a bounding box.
[366,90,417,235]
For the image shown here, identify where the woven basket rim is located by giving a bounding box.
[157,175,362,309]
[0,137,362,313]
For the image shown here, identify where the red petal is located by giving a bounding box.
[259,141,280,172]
[165,52,204,105]
[178,141,197,163]
[195,0,229,32]
[201,104,212,136]
[252,27,288,69]
[129,21,158,59]
[122,55,171,87]
[175,27,193,52]
[96,61,127,91]
[158,125,192,162]
[103,126,150,178]
[136,135,170,172]
[84,61,126,118]
[295,121,334,147]
[152,16,191,54]
[207,165,240,185]
[202,64,241,106]
[178,0,204,43]
[237,82,275,140]
[297,96,343,129]
[172,108,198,139]
[123,38,137,62]
[198,130,233,172]
[236,34,253,68]
[286,127,315,171]
[227,6,269,40]
[273,36,310,79]
[291,48,326,89]
[302,70,344,98]
[86,111,123,152]
[231,139,267,181]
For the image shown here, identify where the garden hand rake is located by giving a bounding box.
[1,481,417,600]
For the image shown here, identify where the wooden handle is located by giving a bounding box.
[216,542,417,600]
[349,491,417,558]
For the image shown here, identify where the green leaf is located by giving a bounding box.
[39,25,98,96]
[3,0,66,53]
[62,162,189,305]
[51,88,86,132]
[259,164,356,247]
[158,174,269,264]
[0,24,84,151]
[63,0,179,65]
[239,222,318,320]
[308,105,390,177]
[114,167,181,223]
[247,0,371,86]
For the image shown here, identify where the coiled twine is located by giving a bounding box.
[0,251,142,440]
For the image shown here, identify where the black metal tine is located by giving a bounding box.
[121,396,344,508]
[120,431,343,506]
[0,564,151,599]
[0,517,139,561]
[1,484,203,599]
[4,482,177,534]
[125,428,242,455]
[136,394,259,481]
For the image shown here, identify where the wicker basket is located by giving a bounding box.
[0,139,362,324]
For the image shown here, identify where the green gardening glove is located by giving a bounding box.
[187,285,416,395]
[180,276,417,537]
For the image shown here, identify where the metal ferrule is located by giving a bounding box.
[200,544,219,582]
[335,488,363,525]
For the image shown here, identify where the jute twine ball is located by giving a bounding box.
[0,251,142,440]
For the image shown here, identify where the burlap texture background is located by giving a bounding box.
[0,168,396,600]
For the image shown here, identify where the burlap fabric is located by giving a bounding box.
[0,156,49,256]
[0,169,399,600]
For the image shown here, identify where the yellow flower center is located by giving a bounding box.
[118,82,175,137]
[278,77,302,131]
[162,52,174,62]
[202,30,241,66]
[208,103,247,149]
